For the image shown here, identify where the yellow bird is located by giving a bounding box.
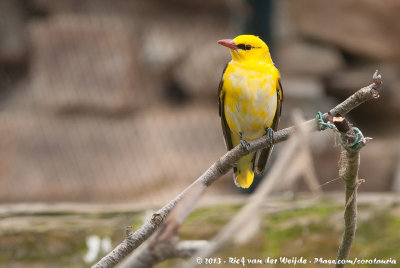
[217,35,283,188]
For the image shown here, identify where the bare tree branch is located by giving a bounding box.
[116,112,316,268]
[334,116,365,268]
[335,150,360,268]
[125,138,322,267]
[92,71,382,268]
[183,112,310,267]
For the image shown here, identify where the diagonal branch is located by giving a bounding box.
[92,71,382,268]
[184,112,310,267]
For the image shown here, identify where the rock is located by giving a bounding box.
[277,40,344,76]
[28,15,147,115]
[285,0,400,60]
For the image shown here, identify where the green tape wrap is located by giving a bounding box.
[315,111,335,131]
[339,127,365,152]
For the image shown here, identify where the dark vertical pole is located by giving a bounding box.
[243,0,274,57]
[238,0,275,193]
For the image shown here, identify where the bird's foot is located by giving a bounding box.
[265,127,275,145]
[239,133,251,151]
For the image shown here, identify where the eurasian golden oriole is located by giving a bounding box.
[217,35,283,188]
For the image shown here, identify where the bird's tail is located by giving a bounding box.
[234,152,256,188]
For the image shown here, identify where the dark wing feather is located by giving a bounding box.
[256,78,283,174]
[218,64,233,151]
[218,64,227,116]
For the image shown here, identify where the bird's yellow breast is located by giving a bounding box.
[223,61,279,140]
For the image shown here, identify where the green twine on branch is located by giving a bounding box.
[315,112,365,152]
[315,111,335,130]
[339,127,365,152]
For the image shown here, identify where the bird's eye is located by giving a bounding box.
[236,44,252,50]
[237,44,246,50]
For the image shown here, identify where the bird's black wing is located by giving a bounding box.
[256,78,283,173]
[218,64,233,151]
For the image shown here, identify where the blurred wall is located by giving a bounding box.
[0,0,399,204]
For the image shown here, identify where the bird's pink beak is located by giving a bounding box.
[218,39,237,50]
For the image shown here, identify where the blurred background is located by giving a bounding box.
[0,0,399,267]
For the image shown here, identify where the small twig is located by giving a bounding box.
[93,71,382,268]
[281,111,321,194]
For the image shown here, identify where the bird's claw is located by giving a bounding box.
[266,127,274,145]
[239,133,251,151]
[240,138,251,151]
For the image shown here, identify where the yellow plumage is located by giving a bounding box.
[218,35,283,188]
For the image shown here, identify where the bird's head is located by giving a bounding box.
[218,35,272,63]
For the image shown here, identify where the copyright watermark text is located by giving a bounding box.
[195,256,397,265]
